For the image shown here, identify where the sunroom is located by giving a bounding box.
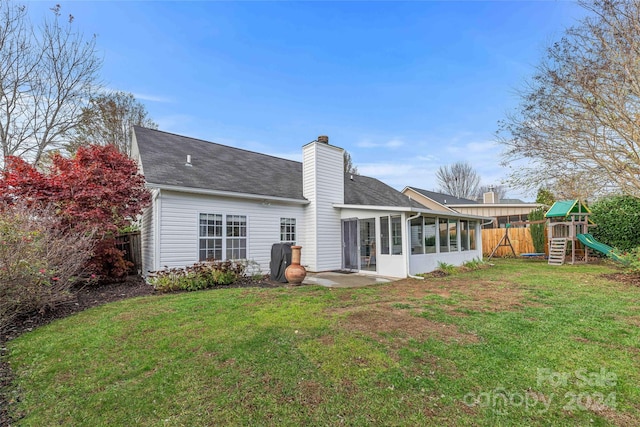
[336,205,489,278]
[407,211,489,276]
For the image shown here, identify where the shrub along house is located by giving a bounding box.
[131,127,488,278]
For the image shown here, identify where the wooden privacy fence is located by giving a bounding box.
[482,228,539,257]
[115,231,142,274]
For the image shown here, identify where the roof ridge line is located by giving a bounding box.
[134,125,303,166]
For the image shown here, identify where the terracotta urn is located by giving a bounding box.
[285,245,307,285]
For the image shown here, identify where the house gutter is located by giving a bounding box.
[449,203,542,208]
[146,182,310,205]
[153,188,161,272]
[333,204,490,221]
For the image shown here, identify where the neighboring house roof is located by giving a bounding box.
[499,198,527,204]
[545,200,591,218]
[405,187,478,205]
[407,186,536,206]
[134,126,422,209]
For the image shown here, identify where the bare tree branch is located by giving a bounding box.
[0,1,101,166]
[344,150,358,174]
[68,91,158,156]
[498,0,640,199]
[436,161,481,199]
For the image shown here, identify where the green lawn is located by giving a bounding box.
[5,259,640,426]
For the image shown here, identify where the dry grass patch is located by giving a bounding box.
[334,305,479,345]
[384,277,536,315]
[295,379,326,407]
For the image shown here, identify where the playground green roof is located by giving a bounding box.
[545,200,591,218]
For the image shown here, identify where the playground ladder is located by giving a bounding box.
[548,238,568,265]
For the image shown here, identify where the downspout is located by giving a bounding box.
[481,219,494,227]
[480,219,494,260]
[153,189,161,273]
[406,211,424,280]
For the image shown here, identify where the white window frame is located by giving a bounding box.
[199,213,223,261]
[380,216,390,255]
[391,215,403,255]
[469,221,477,250]
[380,215,403,255]
[199,213,248,261]
[280,218,296,243]
[226,215,247,260]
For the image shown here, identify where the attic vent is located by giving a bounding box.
[318,135,329,144]
[185,155,192,167]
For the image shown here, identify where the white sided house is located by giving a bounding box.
[131,127,488,278]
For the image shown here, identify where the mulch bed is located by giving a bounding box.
[601,272,640,287]
[0,274,284,426]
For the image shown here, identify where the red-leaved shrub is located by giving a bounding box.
[0,145,151,279]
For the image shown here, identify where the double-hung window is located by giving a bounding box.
[226,215,247,259]
[199,213,247,261]
[280,218,296,243]
[199,214,223,261]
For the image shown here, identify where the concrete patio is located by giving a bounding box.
[302,271,397,288]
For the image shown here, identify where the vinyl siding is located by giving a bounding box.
[302,142,344,271]
[402,188,452,212]
[302,147,317,269]
[140,202,154,274]
[155,190,305,274]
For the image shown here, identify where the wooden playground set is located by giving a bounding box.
[488,200,620,265]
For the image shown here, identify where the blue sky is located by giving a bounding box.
[30,1,584,200]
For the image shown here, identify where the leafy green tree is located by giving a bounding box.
[590,195,640,252]
[528,207,546,253]
[535,188,555,207]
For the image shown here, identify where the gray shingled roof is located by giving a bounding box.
[407,187,478,205]
[135,126,422,208]
[345,174,425,208]
[134,126,303,200]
